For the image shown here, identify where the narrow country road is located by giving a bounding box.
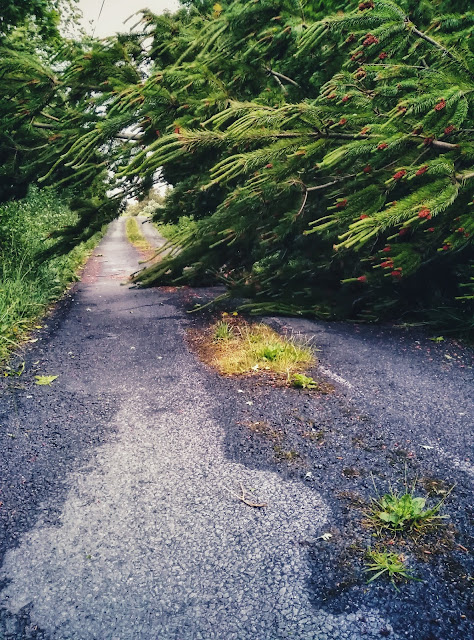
[0,219,472,640]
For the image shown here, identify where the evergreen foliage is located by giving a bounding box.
[1,0,473,329]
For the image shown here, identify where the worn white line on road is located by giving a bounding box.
[318,365,353,389]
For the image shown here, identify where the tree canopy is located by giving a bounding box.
[1,0,473,327]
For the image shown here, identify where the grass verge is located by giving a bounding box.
[125,217,158,262]
[0,187,106,365]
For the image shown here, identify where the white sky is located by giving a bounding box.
[78,0,181,38]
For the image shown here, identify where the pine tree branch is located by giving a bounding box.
[409,21,474,79]
[264,67,300,88]
[456,171,474,182]
[410,25,460,66]
[306,179,341,192]
[32,121,55,129]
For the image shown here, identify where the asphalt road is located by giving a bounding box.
[0,219,472,640]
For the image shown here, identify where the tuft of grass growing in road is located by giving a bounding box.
[365,549,417,588]
[289,372,320,390]
[0,187,105,365]
[201,317,315,376]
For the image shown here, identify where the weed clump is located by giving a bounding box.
[368,489,449,534]
[365,549,417,588]
[290,373,319,390]
[198,316,315,376]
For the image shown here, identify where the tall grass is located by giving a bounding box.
[0,187,105,363]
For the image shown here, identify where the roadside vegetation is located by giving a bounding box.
[125,217,153,253]
[0,188,105,364]
[188,314,318,387]
[1,0,473,335]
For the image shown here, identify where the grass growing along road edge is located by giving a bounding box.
[0,188,106,366]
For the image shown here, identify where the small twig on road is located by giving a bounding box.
[223,483,267,508]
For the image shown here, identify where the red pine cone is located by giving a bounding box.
[418,208,432,219]
[392,170,407,180]
[434,99,446,111]
[362,34,379,47]
[415,165,428,176]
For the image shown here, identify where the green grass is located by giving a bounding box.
[365,549,417,588]
[125,217,153,252]
[204,318,315,375]
[154,215,196,240]
[213,320,235,341]
[289,372,320,390]
[0,187,105,364]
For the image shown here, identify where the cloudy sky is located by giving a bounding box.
[78,0,181,38]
